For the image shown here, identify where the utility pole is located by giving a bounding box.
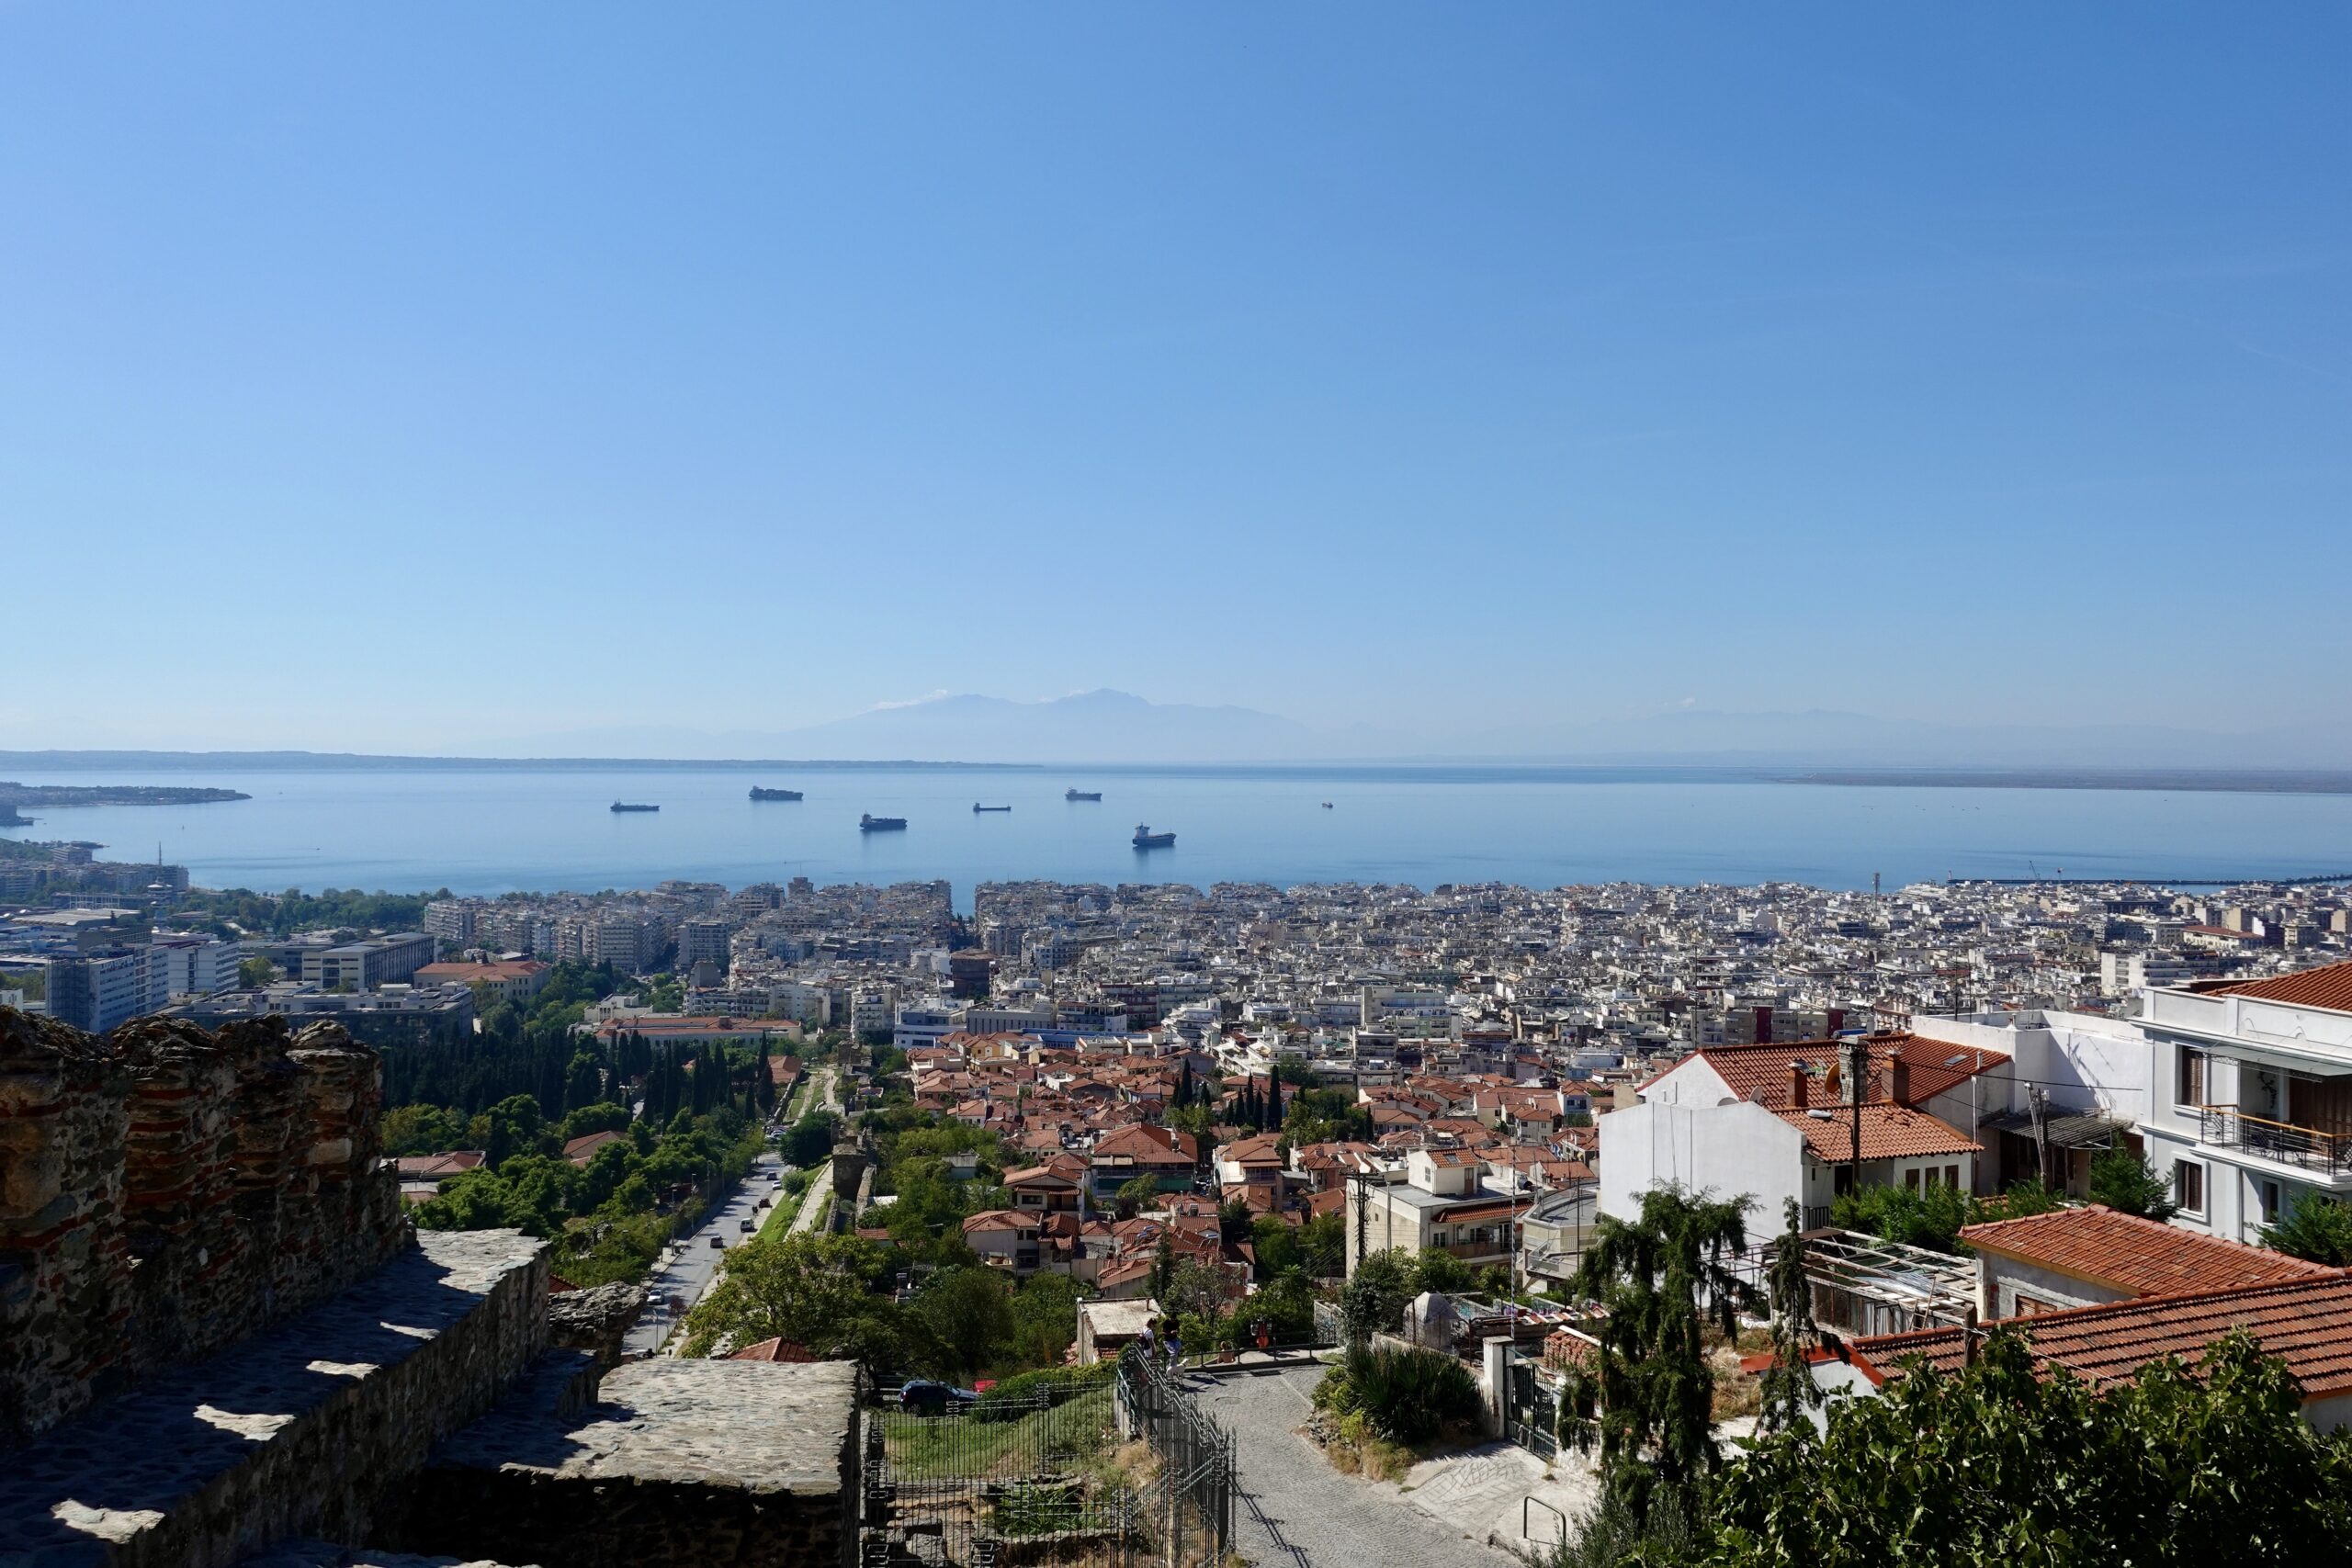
[1845,1034,1870,1194]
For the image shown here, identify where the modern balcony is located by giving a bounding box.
[2195,1104,2352,1176]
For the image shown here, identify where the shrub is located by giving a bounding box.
[972,1360,1114,1419]
[1333,1344,1480,1446]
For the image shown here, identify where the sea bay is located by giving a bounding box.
[7,763,2352,911]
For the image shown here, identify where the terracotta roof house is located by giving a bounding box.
[1602,1056,1984,1235]
[1957,1202,2335,1320]
[1830,1272,2352,1429]
[562,1130,628,1167]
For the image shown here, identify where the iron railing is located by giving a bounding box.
[856,1354,1237,1568]
[2196,1104,2352,1174]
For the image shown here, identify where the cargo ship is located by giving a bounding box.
[750,786,803,801]
[610,802,660,813]
[973,803,1012,813]
[860,814,908,832]
[1065,789,1102,802]
[1131,824,1174,849]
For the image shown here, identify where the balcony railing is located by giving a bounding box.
[2196,1104,2352,1175]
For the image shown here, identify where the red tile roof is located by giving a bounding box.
[2206,959,2352,1013]
[1850,1273,2352,1398]
[1961,1204,2336,1299]
[1644,1032,2004,1110]
[1775,1102,1981,1162]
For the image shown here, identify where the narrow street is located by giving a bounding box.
[620,1063,839,1357]
[1192,1366,1527,1568]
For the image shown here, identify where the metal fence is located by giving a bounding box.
[1501,1348,1561,1460]
[1114,1347,1237,1567]
[857,1354,1236,1568]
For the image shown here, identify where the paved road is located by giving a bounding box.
[1191,1366,1517,1568]
[622,1150,787,1357]
[621,1064,841,1358]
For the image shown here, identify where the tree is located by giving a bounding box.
[237,955,277,988]
[1009,1272,1085,1367]
[1560,1185,1759,1520]
[1755,1198,1822,1434]
[1413,1246,1477,1294]
[782,1111,840,1167]
[381,1102,469,1157]
[1114,1174,1161,1220]
[1339,1247,1419,1348]
[682,1232,891,1358]
[2090,1146,2180,1223]
[1831,1180,1976,1254]
[2263,1193,2352,1265]
[1708,1328,2352,1566]
[914,1267,1017,1380]
[562,1048,605,1111]
[1148,1227,1180,1308]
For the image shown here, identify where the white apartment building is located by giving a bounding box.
[892,1001,962,1052]
[963,1002,1057,1036]
[1344,1148,1524,1276]
[2138,960,2352,1245]
[149,935,240,999]
[676,919,734,970]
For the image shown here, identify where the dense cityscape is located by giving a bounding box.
[12,821,2352,1560]
[9,5,2349,1563]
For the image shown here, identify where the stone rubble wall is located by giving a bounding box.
[0,1229,549,1568]
[0,1007,412,1448]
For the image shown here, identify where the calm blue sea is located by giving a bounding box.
[6,764,2351,911]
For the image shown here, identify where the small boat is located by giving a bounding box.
[610,802,660,813]
[860,814,908,832]
[1065,789,1102,802]
[750,786,803,802]
[1320,801,1334,809]
[973,803,1012,813]
[1132,823,1175,849]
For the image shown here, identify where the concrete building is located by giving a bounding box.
[412,958,552,1005]
[677,919,735,970]
[25,947,164,1034]
[892,1001,961,1052]
[149,934,240,999]
[302,932,435,993]
[1344,1148,1523,1275]
[2139,959,2352,1246]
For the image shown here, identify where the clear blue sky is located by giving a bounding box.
[4,5,2346,752]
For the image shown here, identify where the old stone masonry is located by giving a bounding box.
[0,1008,864,1568]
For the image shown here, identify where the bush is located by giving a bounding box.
[1329,1345,1480,1446]
[972,1361,1115,1419]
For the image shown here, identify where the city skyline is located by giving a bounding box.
[6,6,2349,754]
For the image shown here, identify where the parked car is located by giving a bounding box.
[739,1218,755,1234]
[898,1380,978,1416]
[709,1235,725,1250]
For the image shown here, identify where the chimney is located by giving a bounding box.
[1789,1061,1808,1110]
[1890,1055,1911,1106]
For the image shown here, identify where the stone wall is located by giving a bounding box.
[394,1359,864,1568]
[0,1229,549,1568]
[0,1007,411,1448]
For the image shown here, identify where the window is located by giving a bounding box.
[2013,1292,2054,1316]
[2259,1179,2284,1225]
[1905,1168,1921,1190]
[2178,1048,2208,1109]
[1947,1164,1962,1190]
[2176,1159,2206,1215]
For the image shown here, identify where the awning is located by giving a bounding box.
[1976,1109,2134,1150]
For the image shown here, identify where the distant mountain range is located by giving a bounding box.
[6,692,2349,770]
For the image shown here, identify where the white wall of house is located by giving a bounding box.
[1598,1099,1805,1224]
